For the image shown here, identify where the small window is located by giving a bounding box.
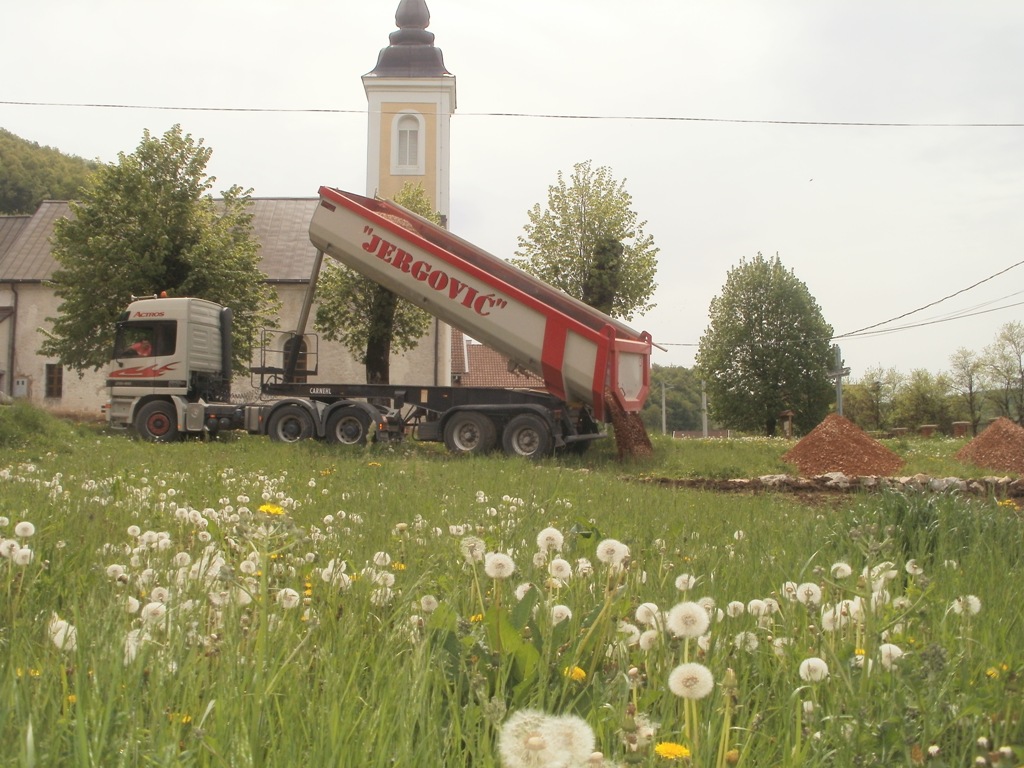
[115,321,177,358]
[391,111,425,175]
[45,364,63,399]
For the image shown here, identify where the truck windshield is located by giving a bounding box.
[114,321,177,358]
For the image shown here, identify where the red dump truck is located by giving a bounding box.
[106,187,652,457]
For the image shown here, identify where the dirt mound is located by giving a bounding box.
[605,389,653,459]
[783,413,905,477]
[955,417,1024,473]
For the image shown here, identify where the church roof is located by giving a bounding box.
[0,198,320,283]
[365,0,451,78]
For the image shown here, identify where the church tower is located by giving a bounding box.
[363,0,456,222]
[363,0,456,386]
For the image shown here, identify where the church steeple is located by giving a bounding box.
[366,0,451,78]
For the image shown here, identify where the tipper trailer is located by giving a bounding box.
[106,187,652,458]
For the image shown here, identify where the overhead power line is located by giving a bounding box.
[833,257,1024,339]
[1,99,1023,128]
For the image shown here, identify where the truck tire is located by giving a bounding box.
[501,413,552,459]
[325,407,371,446]
[444,411,497,455]
[266,405,314,443]
[135,401,180,443]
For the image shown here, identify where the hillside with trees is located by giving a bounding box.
[0,128,97,214]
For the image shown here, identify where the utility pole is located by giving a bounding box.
[830,345,851,416]
[661,381,667,436]
[701,379,708,437]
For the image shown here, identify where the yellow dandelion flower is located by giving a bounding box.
[655,742,691,760]
[562,665,587,682]
[986,667,1000,679]
[855,647,866,656]
[259,503,285,516]
[470,613,484,623]
[368,461,382,468]
[392,562,407,571]
[66,694,77,705]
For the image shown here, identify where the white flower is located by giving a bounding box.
[830,561,852,579]
[668,662,714,699]
[633,602,660,629]
[123,629,146,664]
[420,594,439,613]
[950,595,982,615]
[905,559,924,576]
[797,582,822,606]
[781,581,799,601]
[276,588,301,609]
[14,521,35,538]
[460,536,486,563]
[498,709,584,768]
[638,629,660,651]
[0,539,19,559]
[484,552,516,579]
[140,601,167,625]
[666,601,710,638]
[747,599,768,617]
[551,604,573,625]
[13,547,33,566]
[674,573,697,591]
[595,538,629,566]
[536,527,564,553]
[514,582,535,601]
[575,558,594,577]
[878,643,903,670]
[773,637,793,657]
[734,631,758,652]
[372,551,391,567]
[799,656,830,682]
[150,586,170,603]
[124,596,140,614]
[548,558,572,581]
[49,614,78,652]
[618,621,641,646]
[726,600,745,618]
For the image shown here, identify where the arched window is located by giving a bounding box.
[391,111,425,175]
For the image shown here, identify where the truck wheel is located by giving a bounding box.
[444,411,497,455]
[135,401,180,443]
[266,405,314,443]
[325,407,371,446]
[501,413,552,459]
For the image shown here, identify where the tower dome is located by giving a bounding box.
[366,0,451,78]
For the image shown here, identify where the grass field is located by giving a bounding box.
[1,403,1021,767]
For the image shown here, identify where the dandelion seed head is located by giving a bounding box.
[799,656,829,682]
[484,552,516,579]
[14,521,35,538]
[666,601,710,638]
[668,662,714,699]
[536,526,564,553]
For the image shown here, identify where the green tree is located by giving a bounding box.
[843,367,905,432]
[0,128,98,214]
[981,321,1024,424]
[948,347,985,435]
[39,125,278,374]
[314,182,438,385]
[696,252,833,436]
[512,160,658,321]
[639,365,704,435]
[889,369,954,433]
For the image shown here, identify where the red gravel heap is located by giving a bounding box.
[955,417,1024,474]
[783,413,905,477]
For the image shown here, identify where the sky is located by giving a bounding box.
[3,0,1023,381]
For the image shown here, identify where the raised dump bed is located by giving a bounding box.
[309,187,651,419]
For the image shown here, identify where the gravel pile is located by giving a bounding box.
[783,413,905,477]
[955,417,1024,473]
